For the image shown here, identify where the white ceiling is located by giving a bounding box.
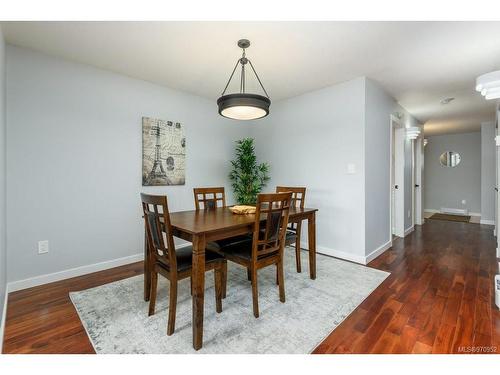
[2,21,500,136]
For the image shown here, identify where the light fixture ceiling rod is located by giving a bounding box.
[240,62,246,93]
[248,60,270,99]
[221,58,241,96]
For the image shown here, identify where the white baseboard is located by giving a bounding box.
[404,225,414,237]
[440,207,469,216]
[480,219,495,225]
[300,240,392,266]
[0,291,8,354]
[300,241,366,265]
[7,252,144,293]
[424,208,481,217]
[365,240,393,264]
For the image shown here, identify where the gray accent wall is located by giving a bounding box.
[481,122,496,223]
[4,46,421,283]
[6,45,246,283]
[250,77,420,262]
[249,77,367,261]
[364,79,420,256]
[424,132,481,214]
[0,26,7,339]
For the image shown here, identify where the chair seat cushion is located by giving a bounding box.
[218,237,280,261]
[157,246,224,272]
[285,230,297,243]
[218,238,254,260]
[206,235,252,253]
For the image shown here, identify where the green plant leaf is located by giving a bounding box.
[229,138,271,205]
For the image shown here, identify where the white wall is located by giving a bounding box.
[481,122,496,224]
[0,26,7,345]
[6,45,247,283]
[424,132,482,214]
[249,77,367,263]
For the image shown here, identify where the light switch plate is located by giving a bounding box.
[347,163,356,174]
[38,240,49,254]
[495,135,500,146]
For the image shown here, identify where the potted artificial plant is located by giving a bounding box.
[229,138,270,205]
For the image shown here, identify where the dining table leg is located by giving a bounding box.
[144,225,151,301]
[191,233,206,350]
[308,211,317,280]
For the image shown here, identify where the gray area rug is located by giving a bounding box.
[70,249,389,354]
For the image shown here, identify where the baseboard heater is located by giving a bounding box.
[440,207,469,216]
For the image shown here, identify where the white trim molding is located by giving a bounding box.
[0,291,8,354]
[7,252,143,293]
[6,241,192,293]
[365,240,393,264]
[480,219,496,225]
[300,242,366,265]
[300,240,393,266]
[424,208,481,217]
[404,225,414,237]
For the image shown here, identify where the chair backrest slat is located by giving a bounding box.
[193,187,226,210]
[275,186,306,208]
[141,193,177,272]
[252,192,292,260]
[275,186,306,231]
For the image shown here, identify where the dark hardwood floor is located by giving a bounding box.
[2,219,499,354]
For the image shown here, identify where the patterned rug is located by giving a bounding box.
[70,249,389,354]
[428,213,471,223]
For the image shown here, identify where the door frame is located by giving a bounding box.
[414,137,424,225]
[390,115,405,238]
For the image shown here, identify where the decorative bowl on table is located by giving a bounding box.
[229,205,256,214]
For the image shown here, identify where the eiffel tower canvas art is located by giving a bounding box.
[142,117,186,186]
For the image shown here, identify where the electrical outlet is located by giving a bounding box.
[38,240,49,254]
[462,200,466,205]
[408,210,411,218]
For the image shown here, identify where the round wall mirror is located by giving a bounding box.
[439,151,461,167]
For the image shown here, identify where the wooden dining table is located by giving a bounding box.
[143,206,318,350]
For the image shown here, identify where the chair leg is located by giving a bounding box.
[222,261,227,299]
[247,268,252,281]
[251,266,259,318]
[214,266,223,313]
[148,271,158,316]
[295,225,302,273]
[167,279,178,336]
[277,259,286,303]
[275,265,279,285]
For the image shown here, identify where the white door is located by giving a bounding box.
[391,126,396,234]
[414,137,423,225]
[391,119,405,238]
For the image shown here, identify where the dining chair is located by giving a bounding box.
[141,193,227,336]
[276,186,306,273]
[193,186,249,295]
[218,192,292,318]
[193,187,226,210]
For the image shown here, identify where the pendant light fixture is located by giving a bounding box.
[217,39,271,120]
